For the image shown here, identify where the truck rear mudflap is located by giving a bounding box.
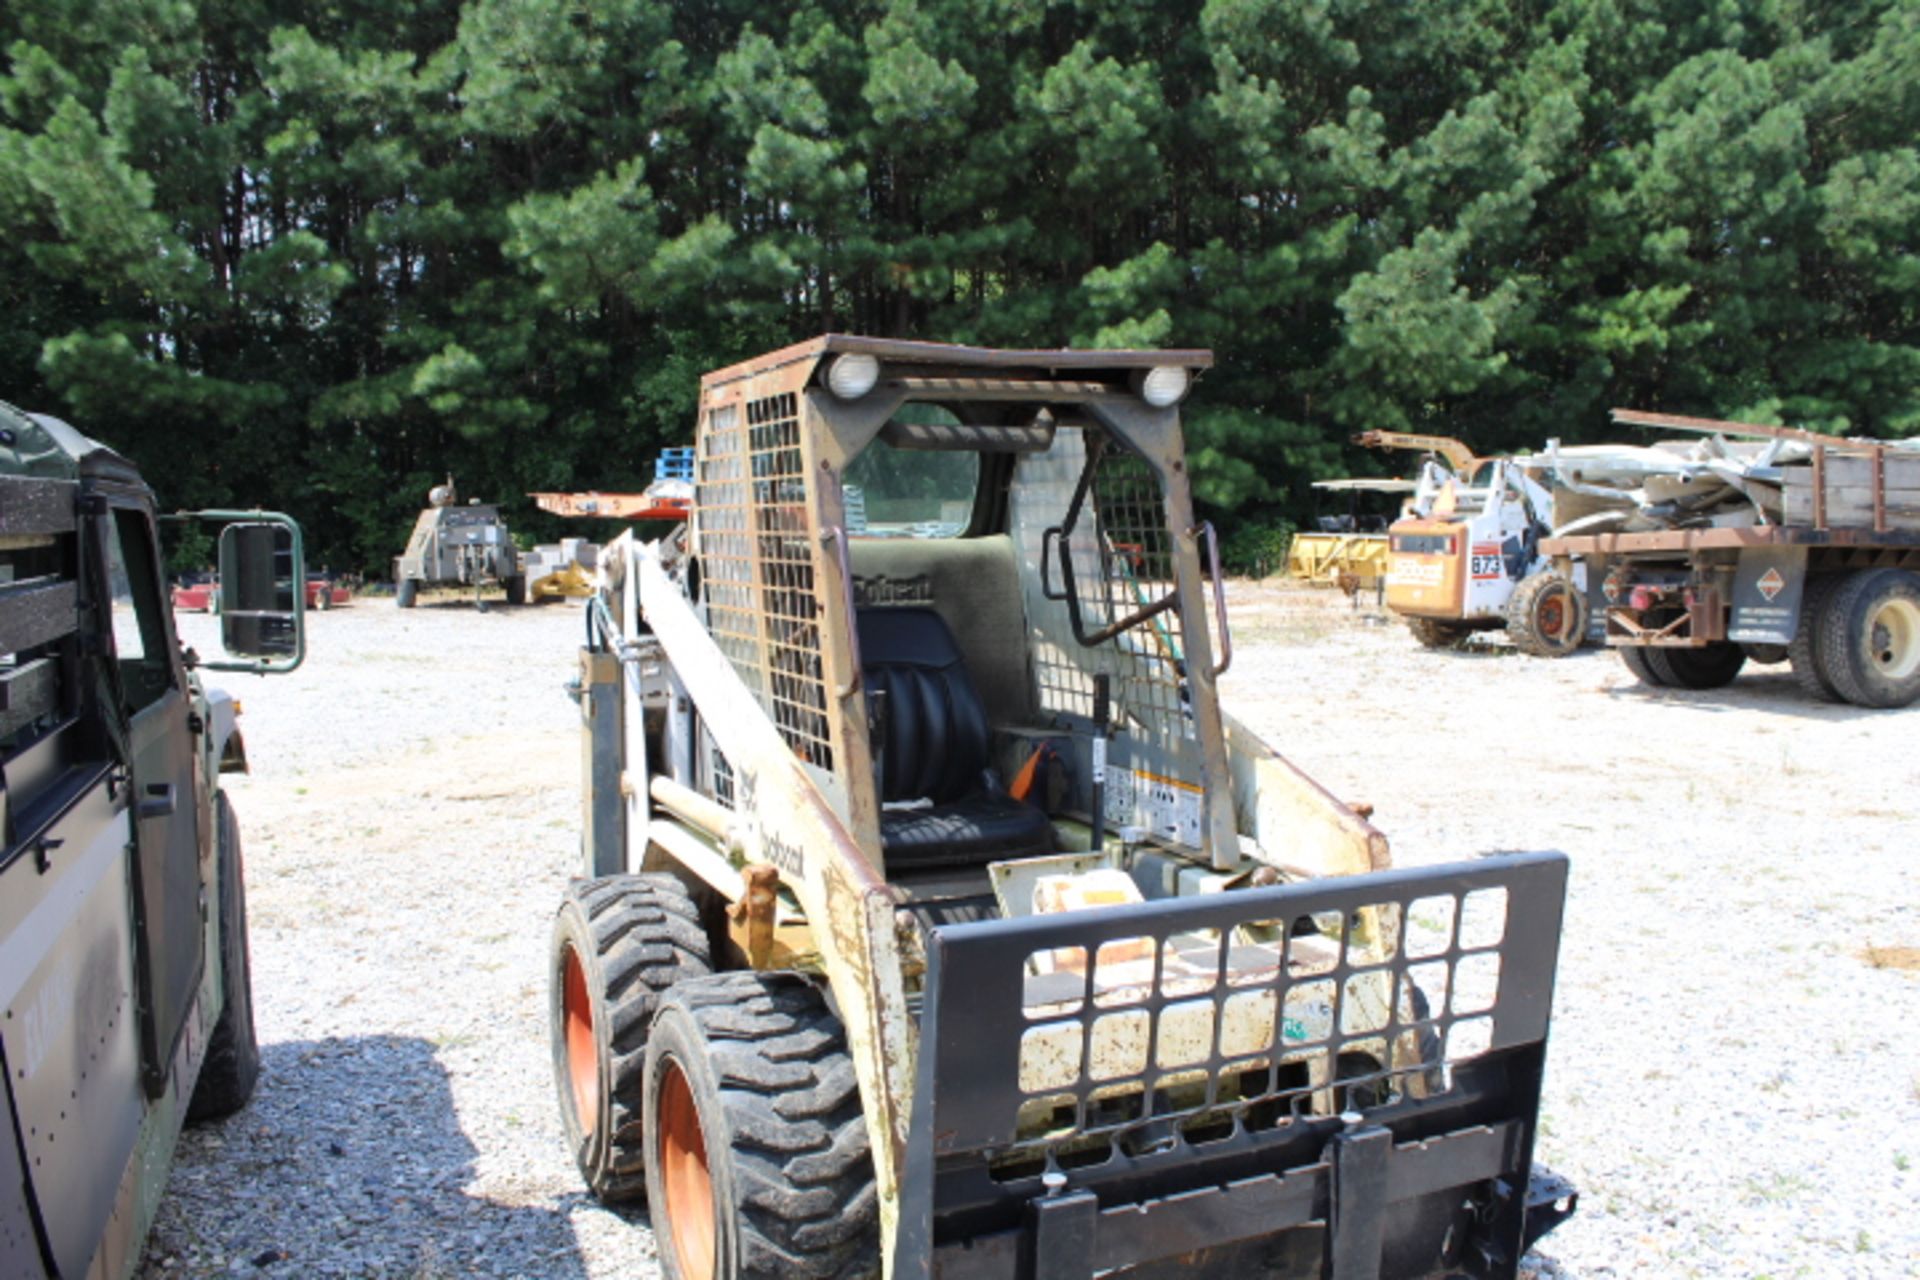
[893,852,1574,1279]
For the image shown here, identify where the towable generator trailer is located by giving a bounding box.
[0,401,305,1278]
[551,338,1577,1280]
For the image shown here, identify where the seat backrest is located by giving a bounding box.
[857,607,990,805]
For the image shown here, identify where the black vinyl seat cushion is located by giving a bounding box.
[858,607,1053,870]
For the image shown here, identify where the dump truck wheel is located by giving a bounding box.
[395,579,418,608]
[1618,645,1667,687]
[1788,573,1843,700]
[189,793,260,1121]
[505,574,527,606]
[1816,568,1920,708]
[551,875,713,1203]
[642,972,879,1280]
[1506,570,1586,658]
[1406,617,1470,649]
[1655,641,1747,689]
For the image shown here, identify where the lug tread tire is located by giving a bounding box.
[553,874,712,1202]
[1407,617,1470,649]
[188,793,259,1122]
[1618,645,1667,687]
[1506,570,1587,658]
[647,972,879,1280]
[1788,573,1842,701]
[1654,641,1747,690]
[1816,568,1920,709]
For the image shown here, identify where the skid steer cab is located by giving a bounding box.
[0,402,305,1279]
[549,338,1576,1280]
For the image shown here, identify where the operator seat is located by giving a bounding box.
[857,607,1053,871]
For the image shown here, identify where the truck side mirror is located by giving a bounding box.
[218,521,301,661]
[167,510,307,673]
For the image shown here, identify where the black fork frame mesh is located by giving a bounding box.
[892,852,1571,1280]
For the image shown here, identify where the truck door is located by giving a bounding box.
[102,502,208,1087]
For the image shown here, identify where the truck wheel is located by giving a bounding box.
[1505,570,1586,658]
[188,793,259,1121]
[1655,641,1747,689]
[1406,617,1469,649]
[1741,642,1787,664]
[1618,645,1667,687]
[642,972,878,1280]
[1788,573,1843,700]
[552,875,712,1202]
[396,579,418,609]
[312,587,332,612]
[505,575,527,606]
[1816,568,1920,708]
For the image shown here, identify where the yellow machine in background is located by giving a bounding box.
[1283,478,1412,590]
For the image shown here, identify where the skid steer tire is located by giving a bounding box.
[552,875,713,1203]
[1816,568,1920,709]
[188,793,260,1122]
[1788,573,1842,701]
[1506,570,1587,658]
[1618,645,1667,687]
[642,972,879,1280]
[395,578,418,609]
[1406,616,1470,649]
[1653,641,1746,690]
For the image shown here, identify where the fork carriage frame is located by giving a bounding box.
[578,337,1574,1277]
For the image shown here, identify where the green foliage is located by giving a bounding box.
[1,0,1916,572]
[1219,516,1298,581]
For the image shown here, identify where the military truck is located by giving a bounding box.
[392,476,524,607]
[551,338,1576,1279]
[0,401,305,1278]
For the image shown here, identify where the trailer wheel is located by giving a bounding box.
[189,793,260,1121]
[505,574,527,606]
[1816,568,1920,708]
[396,579,418,608]
[1406,617,1470,649]
[551,875,713,1202]
[1506,570,1587,658]
[1787,574,1843,700]
[1654,641,1746,689]
[642,972,879,1280]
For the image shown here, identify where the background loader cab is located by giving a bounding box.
[0,402,303,1279]
[554,338,1574,1280]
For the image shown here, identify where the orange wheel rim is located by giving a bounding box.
[1540,592,1567,639]
[561,948,597,1137]
[660,1059,716,1279]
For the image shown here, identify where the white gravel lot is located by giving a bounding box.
[140,582,1920,1279]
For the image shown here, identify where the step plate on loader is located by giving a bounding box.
[893,852,1572,1280]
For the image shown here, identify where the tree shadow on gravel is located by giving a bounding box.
[138,1036,592,1279]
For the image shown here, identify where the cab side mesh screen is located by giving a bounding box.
[695,393,834,772]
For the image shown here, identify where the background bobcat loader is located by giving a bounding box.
[549,338,1576,1279]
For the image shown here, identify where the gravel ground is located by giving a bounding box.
[140,582,1920,1279]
